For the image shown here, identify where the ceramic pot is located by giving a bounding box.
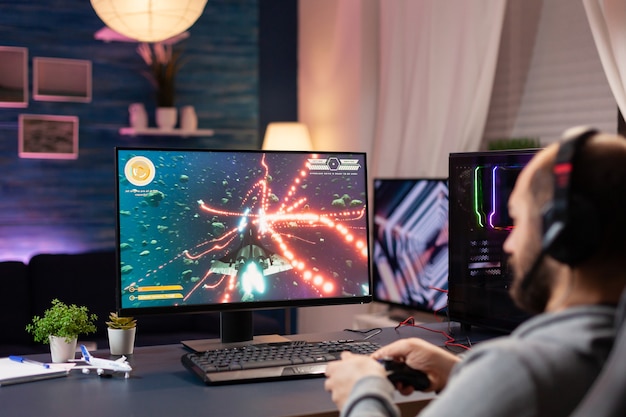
[156,107,177,130]
[180,105,198,131]
[129,103,148,129]
[49,335,77,363]
[108,327,136,355]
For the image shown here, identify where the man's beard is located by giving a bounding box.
[509,253,552,315]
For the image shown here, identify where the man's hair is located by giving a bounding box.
[530,133,626,263]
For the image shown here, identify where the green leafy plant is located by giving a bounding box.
[106,312,137,330]
[488,137,541,150]
[25,299,98,344]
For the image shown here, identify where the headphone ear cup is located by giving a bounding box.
[544,195,601,265]
[541,201,567,260]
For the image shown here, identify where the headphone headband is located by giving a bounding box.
[542,127,599,265]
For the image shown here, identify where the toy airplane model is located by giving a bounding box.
[72,345,133,379]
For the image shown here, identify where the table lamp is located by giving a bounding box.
[262,122,313,151]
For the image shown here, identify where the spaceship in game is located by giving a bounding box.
[209,221,293,293]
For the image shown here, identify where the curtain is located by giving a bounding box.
[298,1,506,177]
[583,0,626,118]
[372,1,507,177]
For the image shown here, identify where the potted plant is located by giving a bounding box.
[136,42,185,130]
[488,137,541,150]
[25,299,98,362]
[106,312,137,355]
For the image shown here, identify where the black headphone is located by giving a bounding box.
[541,127,601,266]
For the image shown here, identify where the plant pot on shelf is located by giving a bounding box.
[49,335,77,363]
[156,107,177,130]
[107,328,136,355]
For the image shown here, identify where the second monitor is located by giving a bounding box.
[372,178,449,317]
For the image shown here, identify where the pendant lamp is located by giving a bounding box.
[90,0,208,43]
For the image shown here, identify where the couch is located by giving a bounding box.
[0,251,284,357]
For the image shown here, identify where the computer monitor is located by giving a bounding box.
[115,148,372,344]
[448,148,539,333]
[372,178,449,317]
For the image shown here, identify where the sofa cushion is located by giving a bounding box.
[0,261,30,346]
[27,251,117,342]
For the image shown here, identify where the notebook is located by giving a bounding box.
[0,357,70,386]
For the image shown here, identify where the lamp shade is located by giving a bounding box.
[262,122,313,151]
[90,0,208,43]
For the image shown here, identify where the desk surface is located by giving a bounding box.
[0,323,469,417]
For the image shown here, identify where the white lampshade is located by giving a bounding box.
[262,122,313,151]
[90,0,208,43]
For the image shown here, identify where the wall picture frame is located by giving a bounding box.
[33,57,92,102]
[18,114,79,159]
[0,46,28,108]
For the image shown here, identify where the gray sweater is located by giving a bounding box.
[341,305,617,417]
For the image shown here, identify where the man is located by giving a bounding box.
[325,127,626,417]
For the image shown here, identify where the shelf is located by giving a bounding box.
[94,27,190,45]
[119,127,215,137]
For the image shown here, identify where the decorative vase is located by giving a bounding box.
[49,335,77,363]
[108,327,136,355]
[180,105,198,131]
[156,107,178,130]
[129,103,148,129]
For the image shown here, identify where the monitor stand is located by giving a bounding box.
[181,311,288,352]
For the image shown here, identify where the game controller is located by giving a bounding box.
[380,359,430,391]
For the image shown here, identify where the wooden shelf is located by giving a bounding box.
[119,127,215,137]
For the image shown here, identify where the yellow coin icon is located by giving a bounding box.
[125,156,156,186]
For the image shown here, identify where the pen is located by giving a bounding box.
[9,355,50,369]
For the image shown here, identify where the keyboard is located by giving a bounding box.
[181,339,381,385]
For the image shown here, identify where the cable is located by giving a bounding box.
[394,316,471,351]
[344,327,383,340]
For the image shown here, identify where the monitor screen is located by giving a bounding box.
[448,148,539,333]
[115,148,371,342]
[372,179,449,315]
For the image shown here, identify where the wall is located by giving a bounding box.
[483,0,616,146]
[0,0,297,263]
[296,0,379,332]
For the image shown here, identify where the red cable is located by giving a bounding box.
[395,316,471,351]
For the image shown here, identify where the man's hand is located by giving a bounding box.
[372,338,460,393]
[324,351,388,410]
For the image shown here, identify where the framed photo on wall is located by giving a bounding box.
[33,57,92,103]
[18,114,79,159]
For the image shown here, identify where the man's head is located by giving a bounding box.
[504,127,626,314]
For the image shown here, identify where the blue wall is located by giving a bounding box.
[0,0,297,262]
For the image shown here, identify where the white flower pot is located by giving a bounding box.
[180,105,198,131]
[49,335,77,363]
[156,107,177,130]
[108,327,136,355]
[129,103,148,129]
